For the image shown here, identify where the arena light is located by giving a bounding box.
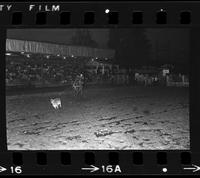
[26,54,30,58]
[6,53,12,56]
[105,9,110,13]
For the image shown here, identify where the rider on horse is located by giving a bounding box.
[72,73,84,97]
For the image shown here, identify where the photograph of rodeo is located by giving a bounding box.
[6,28,190,150]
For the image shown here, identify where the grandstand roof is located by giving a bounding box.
[6,39,115,59]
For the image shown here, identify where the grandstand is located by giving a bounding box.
[6,39,116,89]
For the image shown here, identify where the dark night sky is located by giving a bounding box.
[7,29,110,48]
[7,28,190,63]
[145,28,190,63]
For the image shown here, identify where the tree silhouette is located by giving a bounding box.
[69,29,98,48]
[68,29,98,77]
[108,29,152,67]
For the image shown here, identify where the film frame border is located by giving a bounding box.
[0,1,199,175]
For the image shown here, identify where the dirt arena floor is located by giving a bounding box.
[6,86,190,150]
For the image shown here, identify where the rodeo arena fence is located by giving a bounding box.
[5,39,189,91]
[166,74,189,87]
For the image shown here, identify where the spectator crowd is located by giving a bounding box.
[6,60,69,86]
[6,57,189,88]
[6,58,111,87]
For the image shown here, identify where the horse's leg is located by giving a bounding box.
[74,89,78,97]
[78,87,82,99]
[73,87,77,98]
[81,86,83,97]
[80,88,83,97]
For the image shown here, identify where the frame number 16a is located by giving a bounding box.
[82,165,121,173]
[102,165,122,173]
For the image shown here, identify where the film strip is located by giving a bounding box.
[0,5,193,26]
[0,1,200,176]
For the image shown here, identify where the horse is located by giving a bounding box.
[72,75,84,97]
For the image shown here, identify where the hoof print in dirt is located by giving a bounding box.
[133,107,138,111]
[66,135,81,140]
[22,130,40,135]
[143,110,151,115]
[14,143,25,148]
[33,114,40,119]
[94,129,114,137]
[125,129,136,134]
